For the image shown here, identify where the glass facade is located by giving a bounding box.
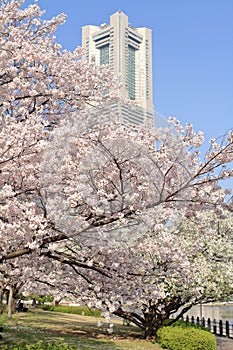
[100,44,109,66]
[127,45,136,100]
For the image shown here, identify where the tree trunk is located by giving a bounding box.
[144,324,157,339]
[0,290,3,314]
[143,317,161,340]
[143,306,168,340]
[7,286,14,318]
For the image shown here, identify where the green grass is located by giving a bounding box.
[0,309,162,349]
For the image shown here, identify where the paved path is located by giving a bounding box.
[216,336,233,350]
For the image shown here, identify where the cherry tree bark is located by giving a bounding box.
[7,285,14,319]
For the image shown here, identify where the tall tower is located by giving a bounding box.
[82,11,154,126]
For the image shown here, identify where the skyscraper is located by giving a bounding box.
[82,11,154,126]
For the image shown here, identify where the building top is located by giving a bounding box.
[82,11,154,126]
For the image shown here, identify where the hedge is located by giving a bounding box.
[41,305,102,317]
[163,319,209,331]
[157,326,216,350]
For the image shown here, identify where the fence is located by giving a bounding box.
[182,315,233,338]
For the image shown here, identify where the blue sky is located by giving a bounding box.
[23,0,232,142]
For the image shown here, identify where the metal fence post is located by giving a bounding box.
[213,319,217,335]
[219,320,223,336]
[226,321,229,338]
[207,318,211,331]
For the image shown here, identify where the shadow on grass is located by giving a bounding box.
[3,310,143,339]
[0,309,156,350]
[0,327,122,350]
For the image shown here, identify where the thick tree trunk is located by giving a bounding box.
[114,307,160,340]
[143,315,161,340]
[7,286,14,318]
[144,324,157,339]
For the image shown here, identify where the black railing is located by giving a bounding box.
[182,315,233,338]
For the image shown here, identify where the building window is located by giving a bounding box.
[100,44,109,66]
[127,45,136,100]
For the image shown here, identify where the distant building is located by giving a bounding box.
[82,11,154,126]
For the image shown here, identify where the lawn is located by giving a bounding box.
[0,309,163,349]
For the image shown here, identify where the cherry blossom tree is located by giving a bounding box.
[0,0,119,262]
[0,0,121,313]
[1,0,232,263]
[35,113,233,338]
[0,0,233,339]
[83,210,233,339]
[16,208,233,338]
